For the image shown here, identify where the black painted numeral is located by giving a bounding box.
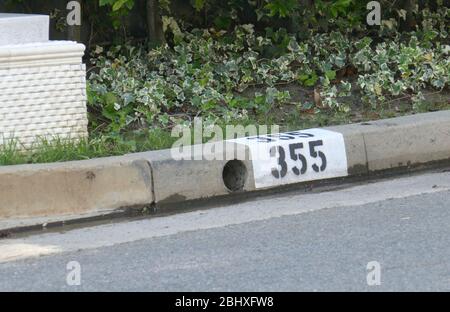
[270,146,288,179]
[309,140,327,172]
[289,143,307,175]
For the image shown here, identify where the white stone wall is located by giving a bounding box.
[0,41,88,149]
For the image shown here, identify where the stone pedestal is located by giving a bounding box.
[0,13,49,45]
[0,14,88,149]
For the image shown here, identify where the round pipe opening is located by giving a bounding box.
[222,160,248,192]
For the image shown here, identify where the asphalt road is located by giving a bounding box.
[1,170,450,291]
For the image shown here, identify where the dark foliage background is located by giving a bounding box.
[2,0,448,48]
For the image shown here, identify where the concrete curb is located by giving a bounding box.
[1,110,450,229]
[0,157,153,220]
[130,142,256,205]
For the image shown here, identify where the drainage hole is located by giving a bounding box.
[222,160,247,192]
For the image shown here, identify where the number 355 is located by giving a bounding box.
[270,140,327,179]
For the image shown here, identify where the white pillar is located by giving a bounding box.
[0,14,88,149]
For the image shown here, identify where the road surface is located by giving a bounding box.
[1,170,450,291]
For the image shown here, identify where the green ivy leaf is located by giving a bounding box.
[325,70,337,81]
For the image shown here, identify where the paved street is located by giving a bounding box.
[1,170,450,291]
